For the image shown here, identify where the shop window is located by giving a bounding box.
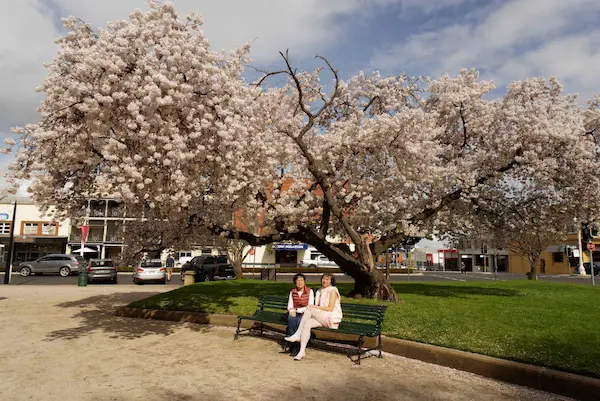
[0,221,11,235]
[42,223,57,235]
[552,252,564,263]
[23,223,39,235]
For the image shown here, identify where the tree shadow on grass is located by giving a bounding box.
[45,292,212,342]
[392,283,522,298]
[129,281,295,314]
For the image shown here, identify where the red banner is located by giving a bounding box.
[81,225,90,244]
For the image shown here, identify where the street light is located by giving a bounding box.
[3,201,17,285]
[575,218,585,275]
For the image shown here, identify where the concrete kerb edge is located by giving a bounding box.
[115,307,600,401]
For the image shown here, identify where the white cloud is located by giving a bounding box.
[0,0,59,127]
[370,0,600,102]
[53,0,400,64]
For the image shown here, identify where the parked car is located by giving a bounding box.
[133,259,166,284]
[180,255,235,282]
[583,262,600,276]
[86,259,117,284]
[301,255,338,269]
[19,254,86,277]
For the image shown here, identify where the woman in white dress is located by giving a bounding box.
[284,272,343,360]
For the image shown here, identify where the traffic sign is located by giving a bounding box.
[587,242,595,251]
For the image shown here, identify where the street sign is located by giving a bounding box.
[587,242,595,251]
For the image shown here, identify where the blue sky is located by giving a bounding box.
[1,0,600,191]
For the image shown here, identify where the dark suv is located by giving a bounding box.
[19,254,86,277]
[180,255,235,282]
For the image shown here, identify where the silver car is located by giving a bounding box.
[86,259,118,284]
[132,259,166,284]
[19,254,86,277]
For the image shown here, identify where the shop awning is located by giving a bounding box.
[71,246,98,253]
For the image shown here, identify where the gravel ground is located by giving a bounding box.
[0,285,573,401]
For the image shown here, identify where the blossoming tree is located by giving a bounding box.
[4,1,600,300]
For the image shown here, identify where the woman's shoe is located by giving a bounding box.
[293,352,305,361]
[284,335,300,343]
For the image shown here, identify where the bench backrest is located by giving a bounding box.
[259,295,387,328]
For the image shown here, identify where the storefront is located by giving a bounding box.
[1,236,68,265]
[273,243,308,266]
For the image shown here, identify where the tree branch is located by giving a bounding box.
[320,199,331,237]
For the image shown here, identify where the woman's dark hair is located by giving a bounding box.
[293,273,306,283]
[321,272,336,286]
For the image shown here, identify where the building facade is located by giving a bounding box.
[65,198,128,260]
[0,197,70,266]
[456,237,510,272]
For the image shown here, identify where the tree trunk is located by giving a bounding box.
[233,260,243,280]
[353,269,398,301]
[300,233,398,301]
[337,259,398,301]
[527,265,538,280]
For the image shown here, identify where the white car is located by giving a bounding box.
[302,255,338,268]
[132,259,166,284]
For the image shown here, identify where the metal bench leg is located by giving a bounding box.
[378,333,383,358]
[234,318,243,340]
[357,335,364,365]
[260,321,264,335]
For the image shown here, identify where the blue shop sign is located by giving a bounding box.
[0,213,9,220]
[272,243,308,251]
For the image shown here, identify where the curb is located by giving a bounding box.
[116,307,600,401]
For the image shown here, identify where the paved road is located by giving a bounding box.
[2,271,597,286]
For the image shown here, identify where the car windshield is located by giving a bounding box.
[91,260,114,267]
[141,261,162,267]
[216,256,228,263]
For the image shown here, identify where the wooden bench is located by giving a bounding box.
[234,295,387,364]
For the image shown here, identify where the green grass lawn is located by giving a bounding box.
[128,279,600,378]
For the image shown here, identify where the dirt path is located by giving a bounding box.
[0,285,571,401]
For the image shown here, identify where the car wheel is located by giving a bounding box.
[20,266,32,277]
[308,264,316,269]
[204,273,212,282]
[59,267,71,277]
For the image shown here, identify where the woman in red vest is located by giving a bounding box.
[286,273,315,356]
[285,272,343,360]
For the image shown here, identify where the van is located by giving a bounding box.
[301,252,338,268]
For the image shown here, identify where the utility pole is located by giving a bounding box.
[4,201,17,285]
[592,253,596,287]
[577,219,585,275]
